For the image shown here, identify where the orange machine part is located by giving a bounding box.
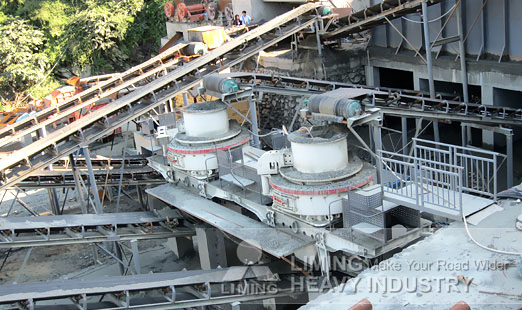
[164,1,175,18]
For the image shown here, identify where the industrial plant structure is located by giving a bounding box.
[0,0,520,309]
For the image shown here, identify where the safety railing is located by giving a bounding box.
[417,159,463,214]
[379,149,463,216]
[413,138,498,200]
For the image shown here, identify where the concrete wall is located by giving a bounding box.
[366,47,522,98]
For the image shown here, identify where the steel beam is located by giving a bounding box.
[0,212,192,248]
[456,1,469,102]
[83,147,103,214]
[250,93,261,148]
[70,153,87,214]
[322,0,443,39]
[422,0,435,99]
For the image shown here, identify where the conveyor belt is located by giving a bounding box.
[0,43,188,150]
[11,154,165,188]
[226,72,522,126]
[0,4,320,191]
[322,0,443,39]
[0,211,191,248]
[0,266,294,309]
[13,166,165,189]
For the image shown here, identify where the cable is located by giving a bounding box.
[401,3,457,24]
[462,213,522,255]
[246,128,280,138]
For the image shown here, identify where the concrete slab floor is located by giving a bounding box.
[302,200,522,310]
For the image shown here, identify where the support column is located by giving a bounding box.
[481,86,494,149]
[401,117,408,156]
[196,226,228,270]
[314,19,322,57]
[47,188,60,215]
[147,194,167,211]
[130,240,141,274]
[422,0,435,99]
[365,65,380,87]
[368,125,375,165]
[113,242,125,275]
[250,93,261,148]
[40,126,60,215]
[433,121,440,143]
[460,124,472,147]
[167,236,194,259]
[182,92,189,107]
[456,1,469,103]
[70,154,87,214]
[372,122,383,184]
[413,71,421,91]
[82,147,103,214]
[507,132,513,188]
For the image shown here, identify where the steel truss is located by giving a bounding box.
[218,72,522,126]
[13,155,165,189]
[0,211,192,248]
[322,0,443,39]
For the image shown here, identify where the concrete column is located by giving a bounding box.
[167,236,194,259]
[413,71,421,91]
[481,86,495,149]
[365,65,380,87]
[196,226,228,270]
[130,240,141,274]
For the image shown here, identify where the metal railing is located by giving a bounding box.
[413,138,498,200]
[379,150,463,216]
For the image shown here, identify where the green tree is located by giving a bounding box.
[63,0,145,72]
[0,18,49,103]
[0,0,167,104]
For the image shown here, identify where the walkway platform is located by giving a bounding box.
[384,184,495,220]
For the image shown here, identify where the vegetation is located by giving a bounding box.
[0,0,167,105]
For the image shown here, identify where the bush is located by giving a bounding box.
[0,18,49,103]
[0,0,166,104]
